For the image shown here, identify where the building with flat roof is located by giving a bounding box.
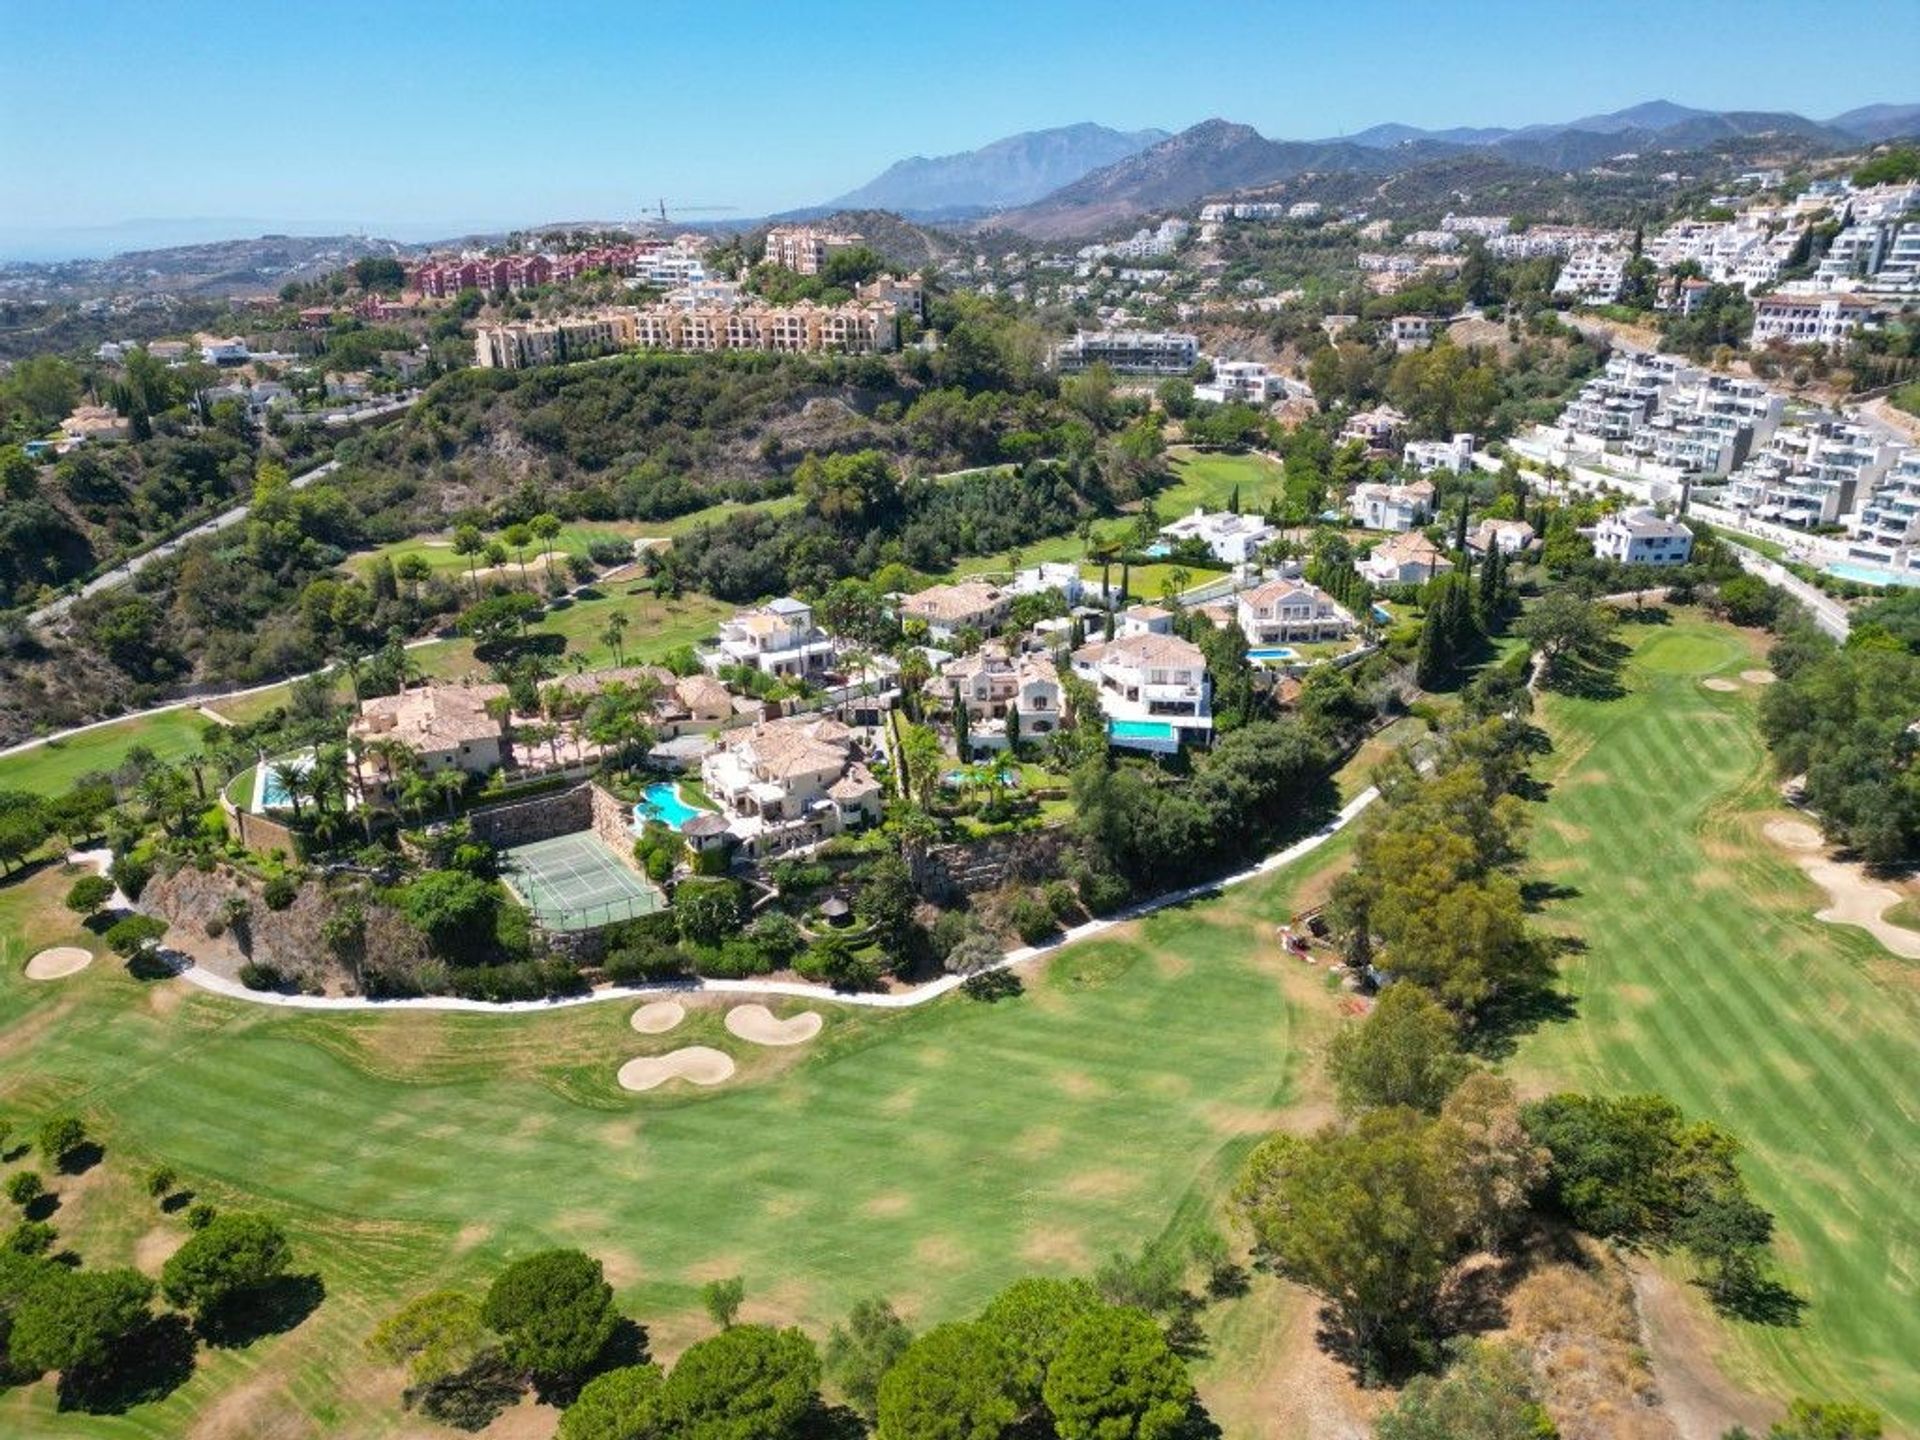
[763,225,863,276]
[1053,330,1198,375]
[702,597,834,678]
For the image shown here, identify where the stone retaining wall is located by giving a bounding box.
[466,784,593,849]
[910,827,1072,901]
[588,784,643,873]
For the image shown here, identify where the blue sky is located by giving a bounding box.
[2,0,1916,252]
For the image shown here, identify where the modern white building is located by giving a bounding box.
[1552,247,1628,304]
[702,597,834,678]
[1725,419,1901,528]
[1158,507,1278,565]
[1070,630,1213,753]
[1053,331,1199,375]
[1011,561,1086,607]
[1403,434,1475,474]
[1849,450,1920,577]
[1193,360,1286,405]
[1592,508,1694,567]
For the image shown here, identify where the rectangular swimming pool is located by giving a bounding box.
[1108,719,1175,740]
[1825,560,1920,589]
[1246,646,1297,663]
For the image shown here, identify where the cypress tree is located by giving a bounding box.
[951,683,969,758]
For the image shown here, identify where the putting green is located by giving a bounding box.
[1515,615,1920,1430]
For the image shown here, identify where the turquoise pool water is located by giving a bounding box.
[1371,604,1393,623]
[1825,560,1920,589]
[255,751,314,811]
[1247,646,1297,663]
[635,782,701,831]
[1109,719,1176,740]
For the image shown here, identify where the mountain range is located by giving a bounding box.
[820,123,1169,217]
[969,99,1920,237]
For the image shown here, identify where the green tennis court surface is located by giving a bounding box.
[502,831,663,931]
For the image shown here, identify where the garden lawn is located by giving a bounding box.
[1514,616,1920,1430]
[0,707,216,796]
[0,836,1347,1437]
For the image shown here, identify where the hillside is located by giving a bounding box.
[994,120,1432,238]
[825,122,1169,214]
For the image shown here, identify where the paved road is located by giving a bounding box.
[29,458,342,628]
[1724,542,1852,641]
[99,786,1382,1016]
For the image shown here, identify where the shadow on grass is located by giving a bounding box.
[962,970,1024,1002]
[1521,879,1582,910]
[194,1272,325,1349]
[159,1189,195,1214]
[56,1142,104,1176]
[409,1350,522,1432]
[1704,1274,1808,1327]
[56,1314,195,1414]
[23,1192,60,1222]
[1469,982,1580,1061]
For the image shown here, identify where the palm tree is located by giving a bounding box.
[601,611,629,667]
[338,648,367,706]
[400,775,436,825]
[272,761,310,823]
[308,745,351,817]
[530,512,562,586]
[433,767,467,817]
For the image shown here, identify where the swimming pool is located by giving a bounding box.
[1108,719,1176,740]
[1371,604,1393,623]
[635,782,702,831]
[254,751,314,812]
[1824,560,1920,589]
[1246,646,1297,663]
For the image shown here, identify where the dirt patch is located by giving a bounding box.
[630,1000,685,1034]
[1629,1262,1774,1440]
[1053,1070,1112,1101]
[1020,1225,1093,1269]
[1060,1166,1143,1200]
[1740,669,1775,686]
[860,1191,912,1219]
[913,1234,969,1270]
[23,945,92,980]
[723,1004,823,1046]
[616,1046,735,1092]
[188,1371,318,1440]
[1701,678,1740,693]
[1010,1123,1064,1159]
[1503,1246,1675,1440]
[135,1225,185,1274]
[1764,817,1920,958]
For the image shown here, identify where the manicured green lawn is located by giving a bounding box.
[411,585,732,683]
[1514,617,1920,1430]
[0,834,1347,1436]
[1157,448,1286,516]
[0,707,216,796]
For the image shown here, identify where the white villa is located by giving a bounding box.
[1593,508,1694,567]
[1350,478,1436,532]
[703,597,834,678]
[1359,532,1453,586]
[1011,561,1087,607]
[1403,434,1475,475]
[900,581,1010,641]
[1467,519,1537,555]
[700,714,882,857]
[1159,507,1279,565]
[942,644,1064,751]
[1235,579,1356,646]
[1071,629,1213,753]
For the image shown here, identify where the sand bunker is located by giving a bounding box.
[617,1047,735,1092]
[1741,669,1777,685]
[1701,677,1740,692]
[24,946,92,980]
[1765,818,1920,959]
[1764,818,1824,852]
[724,1004,823,1047]
[630,1000,686,1034]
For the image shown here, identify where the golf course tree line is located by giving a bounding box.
[367,1246,1219,1438]
[1235,961,1816,1402]
[1759,588,1920,865]
[0,1111,318,1413]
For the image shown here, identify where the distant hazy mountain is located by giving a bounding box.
[993,119,1437,238]
[1826,102,1920,141]
[824,123,1170,214]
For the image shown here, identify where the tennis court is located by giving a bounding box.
[502,831,664,932]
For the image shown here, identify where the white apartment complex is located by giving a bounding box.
[474,298,899,369]
[1553,247,1629,304]
[1725,418,1901,528]
[1750,293,1882,350]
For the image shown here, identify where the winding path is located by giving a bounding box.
[118,786,1380,1017]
